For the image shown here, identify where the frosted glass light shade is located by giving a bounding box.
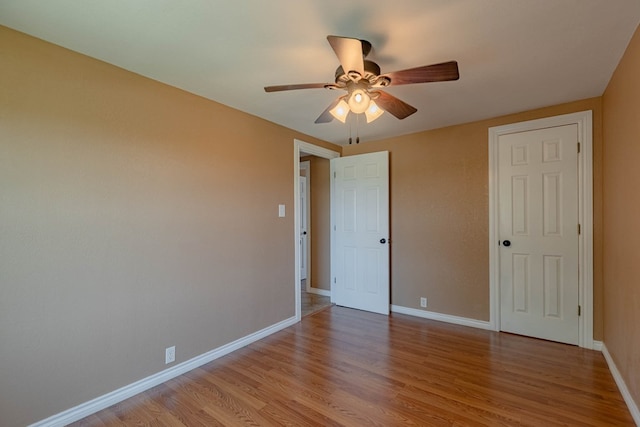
[365,101,384,123]
[347,89,370,114]
[329,99,349,123]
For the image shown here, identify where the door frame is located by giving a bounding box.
[293,139,340,321]
[488,110,594,348]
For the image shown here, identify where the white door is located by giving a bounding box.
[498,124,579,344]
[299,176,308,281]
[331,151,389,315]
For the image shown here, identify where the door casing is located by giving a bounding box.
[488,111,594,349]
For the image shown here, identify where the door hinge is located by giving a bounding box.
[578,224,581,235]
[578,142,581,153]
[334,171,336,179]
[578,305,581,316]
[334,277,336,284]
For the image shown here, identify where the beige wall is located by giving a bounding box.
[602,24,640,409]
[305,156,331,290]
[343,98,603,335]
[0,26,338,427]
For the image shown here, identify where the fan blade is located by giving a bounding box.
[315,98,342,123]
[327,35,365,76]
[374,91,417,119]
[264,83,328,92]
[384,61,459,86]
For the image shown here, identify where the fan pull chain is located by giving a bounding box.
[346,114,362,144]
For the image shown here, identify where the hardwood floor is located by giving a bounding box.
[300,279,332,317]
[72,306,634,426]
[301,291,332,317]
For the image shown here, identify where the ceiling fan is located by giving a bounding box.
[264,35,459,124]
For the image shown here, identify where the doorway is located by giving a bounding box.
[299,157,331,317]
[488,111,594,348]
[299,173,308,282]
[294,140,340,320]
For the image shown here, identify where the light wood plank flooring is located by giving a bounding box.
[72,306,634,426]
[300,279,332,317]
[301,291,332,317]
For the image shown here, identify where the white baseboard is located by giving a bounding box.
[307,287,331,297]
[31,310,628,427]
[391,305,493,331]
[30,316,299,427]
[601,343,640,425]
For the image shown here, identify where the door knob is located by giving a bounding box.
[303,231,307,235]
[380,238,386,244]
[503,240,511,247]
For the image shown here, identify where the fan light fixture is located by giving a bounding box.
[330,89,384,123]
[265,36,460,126]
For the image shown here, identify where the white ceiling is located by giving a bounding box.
[2,0,639,145]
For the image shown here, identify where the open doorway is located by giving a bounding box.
[299,156,330,317]
[294,140,340,320]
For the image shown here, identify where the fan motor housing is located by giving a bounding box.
[335,60,381,85]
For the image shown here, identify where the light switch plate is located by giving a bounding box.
[278,204,285,217]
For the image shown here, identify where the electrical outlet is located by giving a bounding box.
[420,297,427,308]
[165,346,175,364]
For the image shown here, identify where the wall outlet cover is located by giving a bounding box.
[165,346,176,364]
